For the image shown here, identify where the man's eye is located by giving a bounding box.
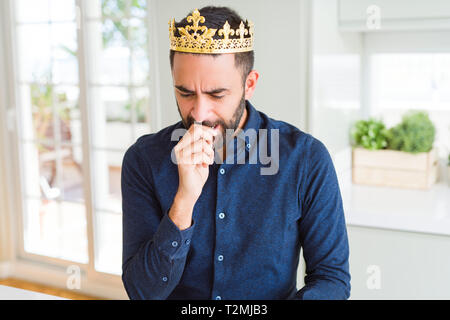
[211,95,225,100]
[180,93,193,98]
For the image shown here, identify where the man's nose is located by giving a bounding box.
[190,96,212,123]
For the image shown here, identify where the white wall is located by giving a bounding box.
[149,0,310,132]
[310,0,363,156]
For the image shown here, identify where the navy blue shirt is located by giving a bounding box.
[121,101,350,300]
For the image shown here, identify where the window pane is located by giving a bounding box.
[24,197,59,257]
[61,145,84,202]
[22,141,83,202]
[54,86,80,143]
[16,0,50,23]
[49,0,76,22]
[22,141,53,198]
[131,43,149,85]
[17,24,52,82]
[51,23,79,84]
[95,211,122,275]
[129,17,146,48]
[91,86,133,149]
[371,54,450,111]
[21,84,81,143]
[101,0,129,19]
[17,22,79,84]
[60,201,88,263]
[370,53,450,157]
[37,145,60,197]
[19,84,54,141]
[133,88,150,138]
[130,0,147,18]
[23,198,88,263]
[86,20,131,85]
[16,0,76,23]
[92,150,123,213]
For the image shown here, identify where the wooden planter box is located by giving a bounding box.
[352,147,438,190]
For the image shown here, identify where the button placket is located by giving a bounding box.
[214,164,228,302]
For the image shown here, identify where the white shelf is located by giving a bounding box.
[339,170,450,236]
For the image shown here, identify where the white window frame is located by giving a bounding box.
[0,0,162,299]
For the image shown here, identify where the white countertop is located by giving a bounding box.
[0,285,67,300]
[339,170,450,236]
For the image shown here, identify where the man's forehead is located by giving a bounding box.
[173,51,235,65]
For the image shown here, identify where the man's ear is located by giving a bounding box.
[244,70,259,100]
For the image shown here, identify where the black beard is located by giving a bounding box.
[176,91,247,146]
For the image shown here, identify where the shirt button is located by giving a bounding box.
[218,212,225,219]
[218,255,224,262]
[219,168,225,175]
[171,241,178,247]
[185,239,191,245]
[246,143,251,149]
[162,276,168,282]
[215,296,222,300]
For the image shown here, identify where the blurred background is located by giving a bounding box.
[0,0,449,299]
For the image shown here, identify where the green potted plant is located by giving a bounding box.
[386,111,435,154]
[351,111,438,190]
[350,118,389,150]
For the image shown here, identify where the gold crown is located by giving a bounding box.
[169,9,254,54]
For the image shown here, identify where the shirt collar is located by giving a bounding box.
[235,100,261,146]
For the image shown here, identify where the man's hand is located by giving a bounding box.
[169,123,218,230]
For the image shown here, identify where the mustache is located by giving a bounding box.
[187,116,226,129]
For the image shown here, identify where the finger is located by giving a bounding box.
[176,140,214,165]
[178,144,215,164]
[180,151,214,166]
[175,126,215,152]
[191,123,217,143]
[180,139,214,158]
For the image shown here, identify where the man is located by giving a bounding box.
[121,6,350,300]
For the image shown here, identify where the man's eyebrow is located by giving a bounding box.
[205,88,230,95]
[175,85,194,94]
[175,85,230,95]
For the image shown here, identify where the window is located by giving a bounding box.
[11,0,151,277]
[16,0,87,263]
[370,53,450,157]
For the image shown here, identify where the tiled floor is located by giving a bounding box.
[0,278,102,300]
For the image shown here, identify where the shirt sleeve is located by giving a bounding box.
[293,137,351,300]
[121,144,195,300]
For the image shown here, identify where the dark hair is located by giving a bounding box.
[169,6,254,83]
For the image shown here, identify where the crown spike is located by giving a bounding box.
[218,21,235,46]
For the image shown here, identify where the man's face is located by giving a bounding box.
[171,53,246,143]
